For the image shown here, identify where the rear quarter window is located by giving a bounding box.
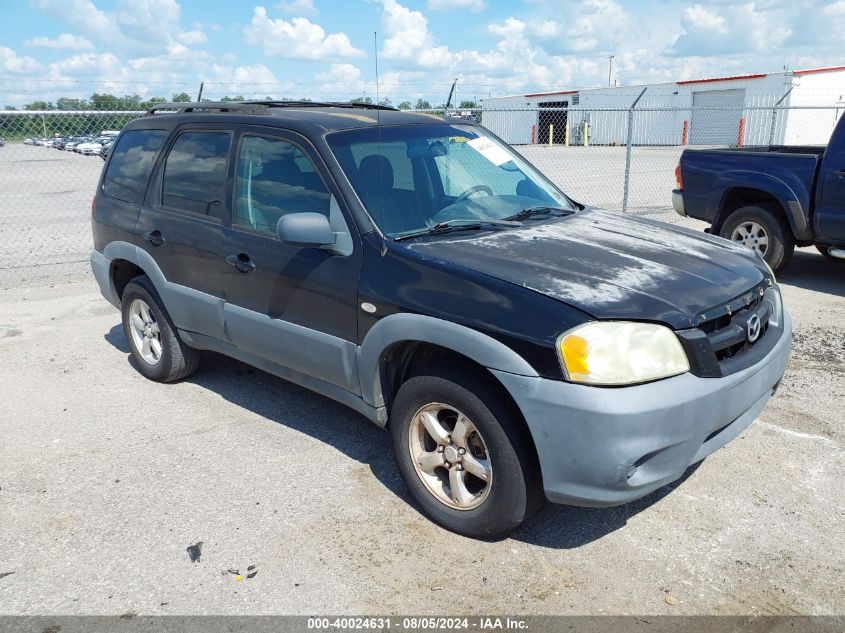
[102,130,168,203]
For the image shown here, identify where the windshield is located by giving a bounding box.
[326,124,575,238]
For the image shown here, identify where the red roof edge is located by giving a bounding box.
[676,73,767,86]
[793,65,845,76]
[525,90,578,97]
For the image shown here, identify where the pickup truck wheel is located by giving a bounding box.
[390,370,540,538]
[121,275,200,382]
[720,206,794,271]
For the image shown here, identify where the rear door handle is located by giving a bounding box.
[142,230,165,247]
[226,253,255,273]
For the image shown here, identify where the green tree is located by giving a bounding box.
[459,100,478,109]
[414,98,431,110]
[220,95,245,102]
[24,101,53,110]
[171,92,192,103]
[350,96,373,105]
[397,101,412,110]
[378,97,392,107]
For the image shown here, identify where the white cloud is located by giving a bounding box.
[178,30,208,45]
[427,0,486,12]
[29,0,207,55]
[244,7,364,60]
[381,0,453,67]
[275,0,318,15]
[669,2,790,56]
[0,47,43,74]
[24,33,95,51]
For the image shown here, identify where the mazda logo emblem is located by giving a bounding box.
[747,313,762,343]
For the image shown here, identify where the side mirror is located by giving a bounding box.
[276,212,335,248]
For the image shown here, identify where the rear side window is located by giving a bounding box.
[102,130,167,203]
[161,131,231,220]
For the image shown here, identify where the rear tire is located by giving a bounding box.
[390,367,541,538]
[120,275,200,382]
[719,205,794,271]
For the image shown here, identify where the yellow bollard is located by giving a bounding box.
[583,121,589,147]
[564,121,570,147]
[549,124,554,146]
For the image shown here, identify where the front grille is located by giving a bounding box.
[677,282,782,378]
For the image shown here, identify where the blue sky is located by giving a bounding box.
[1,0,843,106]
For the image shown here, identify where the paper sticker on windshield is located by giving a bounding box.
[466,136,512,166]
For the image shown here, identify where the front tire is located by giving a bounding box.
[390,368,541,538]
[719,205,794,271]
[121,275,200,382]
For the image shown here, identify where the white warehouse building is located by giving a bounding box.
[480,66,845,147]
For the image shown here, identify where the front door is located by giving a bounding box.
[220,127,362,393]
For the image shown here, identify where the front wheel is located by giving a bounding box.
[719,205,794,271]
[390,369,541,538]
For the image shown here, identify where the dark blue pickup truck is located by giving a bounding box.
[673,113,845,270]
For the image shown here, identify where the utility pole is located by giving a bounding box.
[607,56,614,87]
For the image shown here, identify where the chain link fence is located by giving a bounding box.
[0,102,842,287]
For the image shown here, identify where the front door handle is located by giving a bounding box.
[226,253,255,273]
[142,230,165,247]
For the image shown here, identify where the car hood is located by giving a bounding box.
[406,208,768,329]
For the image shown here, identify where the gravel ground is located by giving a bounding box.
[0,243,842,616]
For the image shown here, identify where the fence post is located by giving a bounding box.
[583,121,589,147]
[737,117,745,147]
[681,120,688,145]
[531,124,535,144]
[549,124,554,146]
[622,87,647,214]
[565,121,570,146]
[768,87,793,146]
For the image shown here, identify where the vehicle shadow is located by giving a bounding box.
[509,464,700,549]
[105,323,702,549]
[778,248,845,297]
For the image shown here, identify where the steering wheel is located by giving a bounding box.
[454,184,494,203]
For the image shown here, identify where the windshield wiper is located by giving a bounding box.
[393,218,522,241]
[502,205,571,222]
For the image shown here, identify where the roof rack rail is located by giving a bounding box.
[145,101,270,116]
[241,100,399,111]
[144,100,400,117]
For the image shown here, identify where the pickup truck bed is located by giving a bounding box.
[673,114,845,270]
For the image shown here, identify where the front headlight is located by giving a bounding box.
[558,321,690,386]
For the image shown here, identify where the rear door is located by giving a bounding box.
[220,126,362,392]
[135,124,233,340]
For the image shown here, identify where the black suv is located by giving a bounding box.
[91,101,791,537]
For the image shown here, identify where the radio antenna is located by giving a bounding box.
[374,30,385,231]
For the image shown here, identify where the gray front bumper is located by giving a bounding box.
[492,312,792,507]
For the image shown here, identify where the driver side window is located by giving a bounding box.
[234,135,331,235]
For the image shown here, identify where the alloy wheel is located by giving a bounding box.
[407,403,492,510]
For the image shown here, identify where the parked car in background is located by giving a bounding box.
[0,137,5,147]
[91,101,791,537]
[673,112,845,270]
[99,140,114,160]
[77,139,106,155]
[24,138,36,145]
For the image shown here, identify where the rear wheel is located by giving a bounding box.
[390,368,541,538]
[719,205,794,271]
[121,275,200,382]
